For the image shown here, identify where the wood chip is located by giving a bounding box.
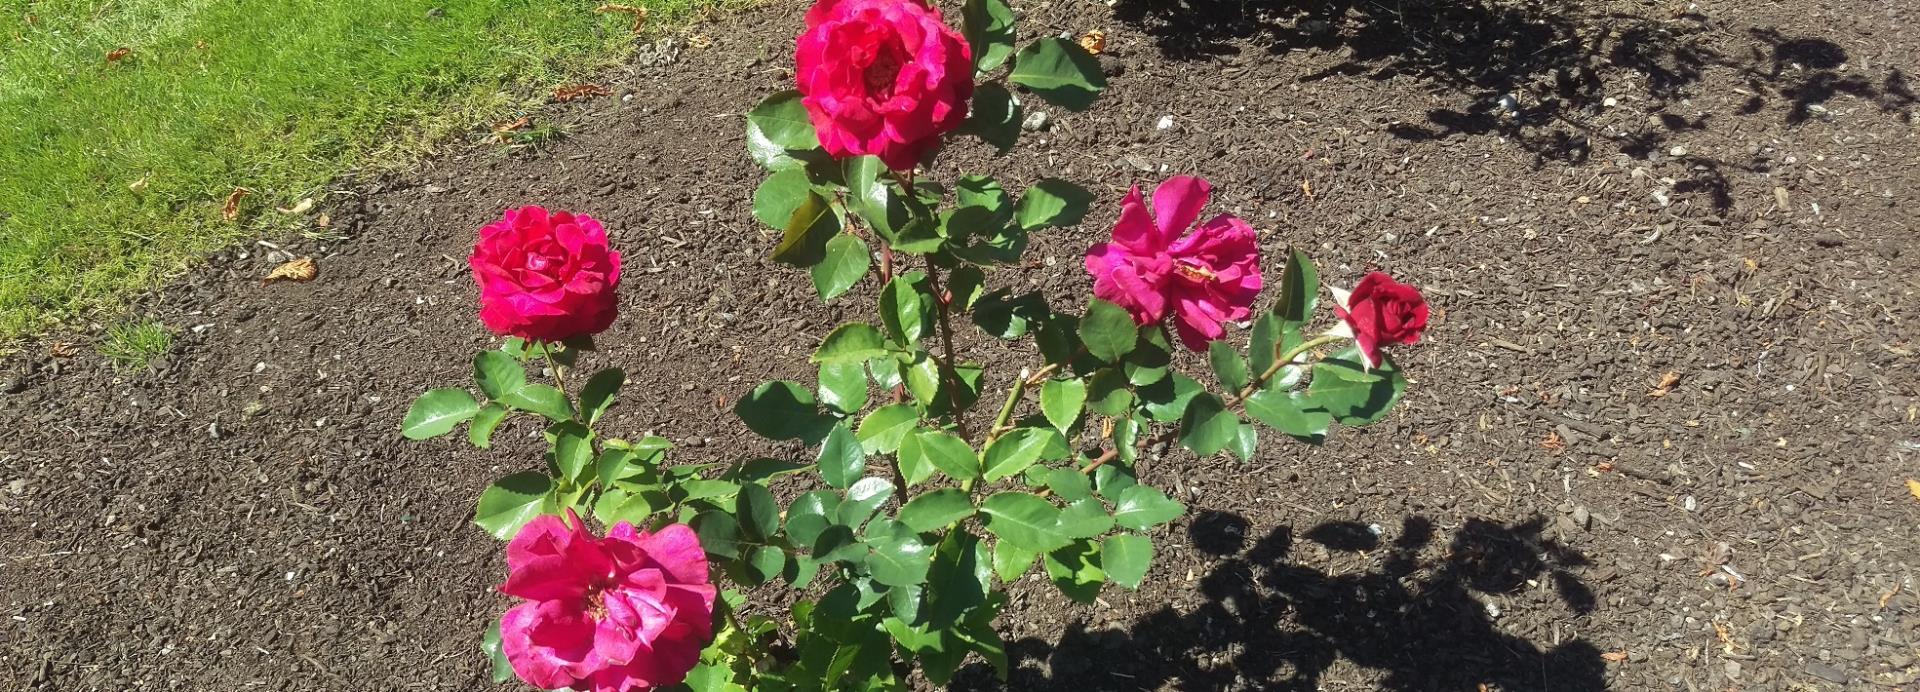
[1648,370,1681,397]
[222,187,252,221]
[1907,478,1920,503]
[263,257,317,285]
[276,198,314,215]
[552,84,612,103]
[1078,30,1107,55]
[1601,651,1629,662]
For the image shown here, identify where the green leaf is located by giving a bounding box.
[580,368,624,425]
[1179,393,1239,456]
[817,361,869,414]
[855,404,919,454]
[1045,467,1092,501]
[735,458,810,483]
[813,323,888,364]
[992,539,1038,582]
[868,524,934,591]
[550,421,595,484]
[685,660,748,692]
[1085,369,1133,416]
[1208,341,1250,393]
[1140,372,1203,422]
[838,477,895,529]
[754,166,812,227]
[813,234,870,301]
[982,427,1054,482]
[964,83,1021,153]
[1102,534,1152,589]
[472,351,527,401]
[737,483,781,540]
[1008,38,1106,111]
[745,90,821,169]
[980,492,1069,553]
[913,428,979,481]
[1039,378,1087,432]
[467,403,509,449]
[1124,327,1173,386]
[1305,348,1408,425]
[1248,313,1281,377]
[772,190,841,267]
[816,423,865,489]
[1228,421,1257,461]
[785,490,841,547]
[971,289,1048,339]
[895,431,936,487]
[1112,485,1185,531]
[1015,178,1094,229]
[879,272,932,345]
[962,0,1016,71]
[1057,497,1115,539]
[1245,388,1333,442]
[693,511,742,559]
[899,489,975,533]
[1080,299,1138,362]
[734,380,830,443]
[482,619,513,684]
[845,155,903,238]
[1043,540,1105,602]
[1275,248,1320,328]
[593,487,661,526]
[401,388,480,440]
[473,472,555,539]
[502,383,573,423]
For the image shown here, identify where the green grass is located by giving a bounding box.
[98,319,171,370]
[0,0,710,341]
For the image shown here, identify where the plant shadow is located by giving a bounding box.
[952,513,1605,691]
[1108,0,1914,211]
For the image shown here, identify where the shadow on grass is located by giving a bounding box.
[953,513,1603,691]
[1109,0,1914,211]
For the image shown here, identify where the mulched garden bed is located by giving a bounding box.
[3,0,1915,689]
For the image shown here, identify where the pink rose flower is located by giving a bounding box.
[498,511,715,692]
[470,206,622,344]
[1084,176,1263,351]
[794,0,974,171]
[1331,272,1429,370]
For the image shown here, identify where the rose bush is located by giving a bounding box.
[403,0,1432,689]
[1331,272,1430,369]
[1084,176,1262,351]
[794,0,974,170]
[470,206,622,343]
[498,511,716,692]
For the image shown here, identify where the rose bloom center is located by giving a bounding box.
[1174,259,1218,283]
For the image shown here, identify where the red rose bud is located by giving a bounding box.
[469,206,622,344]
[1332,272,1429,369]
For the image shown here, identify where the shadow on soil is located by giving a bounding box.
[1111,0,1915,209]
[953,514,1604,691]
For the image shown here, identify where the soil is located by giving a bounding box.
[3,0,1917,690]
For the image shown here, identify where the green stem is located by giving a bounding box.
[1225,334,1346,407]
[925,259,972,441]
[985,368,1029,446]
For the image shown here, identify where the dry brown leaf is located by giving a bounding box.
[1907,478,1920,503]
[1881,582,1902,608]
[128,174,150,193]
[315,213,331,228]
[222,187,252,221]
[1600,651,1629,663]
[263,257,317,285]
[276,197,315,214]
[105,47,131,63]
[552,83,613,103]
[1078,30,1107,55]
[687,33,714,50]
[48,341,76,358]
[1541,431,1566,452]
[491,116,531,143]
[1649,370,1682,397]
[595,3,648,33]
